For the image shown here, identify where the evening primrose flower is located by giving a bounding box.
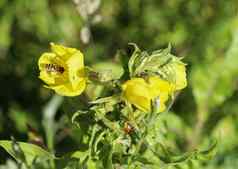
[122,76,173,113]
[38,43,86,96]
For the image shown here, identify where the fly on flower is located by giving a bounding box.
[44,63,65,74]
[38,43,86,96]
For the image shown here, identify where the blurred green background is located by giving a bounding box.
[0,0,238,168]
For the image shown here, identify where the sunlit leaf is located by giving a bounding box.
[0,140,54,165]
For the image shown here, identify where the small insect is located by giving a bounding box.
[45,63,65,74]
[123,122,134,134]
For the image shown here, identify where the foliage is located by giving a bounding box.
[0,0,238,169]
[0,43,214,169]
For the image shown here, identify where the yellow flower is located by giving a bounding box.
[122,76,173,112]
[38,43,86,96]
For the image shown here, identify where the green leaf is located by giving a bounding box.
[71,150,89,162]
[128,43,142,77]
[0,140,54,165]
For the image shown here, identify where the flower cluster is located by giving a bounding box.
[38,43,187,113]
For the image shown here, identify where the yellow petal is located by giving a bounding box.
[126,94,151,112]
[174,61,187,90]
[50,43,77,61]
[122,78,151,112]
[122,76,174,113]
[39,71,55,85]
[148,76,172,112]
[48,79,86,96]
[66,51,85,90]
[38,52,56,70]
[148,76,173,98]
